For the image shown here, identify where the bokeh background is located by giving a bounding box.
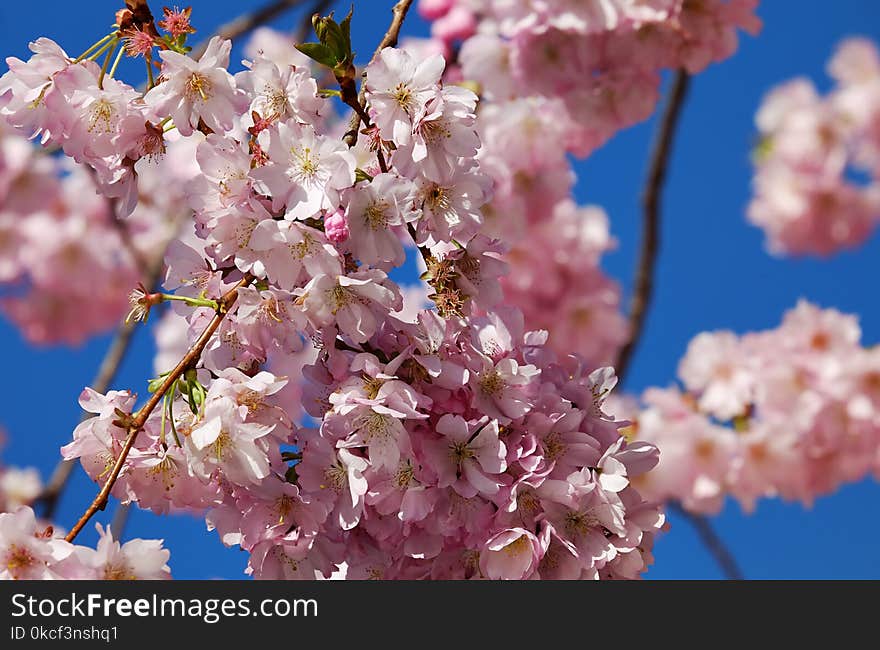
[1,0,879,579]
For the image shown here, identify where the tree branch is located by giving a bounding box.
[191,0,313,59]
[63,273,254,543]
[609,73,743,579]
[343,0,415,148]
[668,502,744,580]
[35,249,167,521]
[615,70,690,384]
[109,502,131,539]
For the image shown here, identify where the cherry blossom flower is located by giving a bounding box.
[365,47,446,145]
[252,120,356,220]
[145,36,242,137]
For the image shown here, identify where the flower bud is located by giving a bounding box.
[324,208,350,244]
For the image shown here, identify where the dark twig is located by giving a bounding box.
[64,274,254,542]
[36,250,166,521]
[109,502,131,539]
[615,71,691,384]
[668,502,745,580]
[191,0,312,59]
[609,73,743,579]
[342,0,414,148]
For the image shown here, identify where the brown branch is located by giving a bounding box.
[667,502,744,580]
[85,164,152,276]
[36,248,167,521]
[109,501,131,539]
[63,273,254,543]
[109,215,151,276]
[191,0,312,59]
[615,70,690,384]
[342,0,415,148]
[608,74,743,580]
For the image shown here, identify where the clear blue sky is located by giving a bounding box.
[2,0,879,579]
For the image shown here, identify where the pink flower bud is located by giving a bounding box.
[324,209,350,244]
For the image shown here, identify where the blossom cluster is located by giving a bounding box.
[0,506,170,580]
[0,415,172,581]
[0,125,151,344]
[421,0,761,157]
[400,1,761,366]
[500,200,628,368]
[749,38,880,255]
[0,6,669,579]
[612,300,880,513]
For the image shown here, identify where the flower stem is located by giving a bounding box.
[87,37,116,63]
[74,33,115,63]
[108,42,126,80]
[98,39,121,90]
[161,293,220,311]
[145,57,155,89]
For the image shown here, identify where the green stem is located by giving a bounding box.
[88,38,116,64]
[160,390,170,447]
[161,294,220,311]
[98,40,121,90]
[168,380,182,448]
[145,57,156,90]
[108,43,126,80]
[74,33,115,63]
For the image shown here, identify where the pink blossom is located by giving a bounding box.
[145,36,242,136]
[0,507,79,580]
[470,355,540,423]
[323,208,350,243]
[0,38,72,142]
[77,524,171,580]
[342,172,419,268]
[298,270,402,343]
[423,415,507,498]
[252,120,356,220]
[185,396,275,486]
[365,47,446,145]
[247,218,342,291]
[237,56,325,126]
[298,436,369,530]
[479,527,543,580]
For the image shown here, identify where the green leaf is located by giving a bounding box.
[309,8,355,67]
[295,42,338,68]
[340,6,354,57]
[318,88,343,98]
[323,25,349,62]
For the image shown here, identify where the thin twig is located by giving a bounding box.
[110,216,151,276]
[64,274,254,543]
[36,250,166,521]
[608,73,744,579]
[191,0,312,59]
[343,0,414,148]
[109,502,131,539]
[83,163,152,275]
[667,502,745,580]
[615,71,690,384]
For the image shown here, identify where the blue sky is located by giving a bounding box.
[1,1,879,579]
